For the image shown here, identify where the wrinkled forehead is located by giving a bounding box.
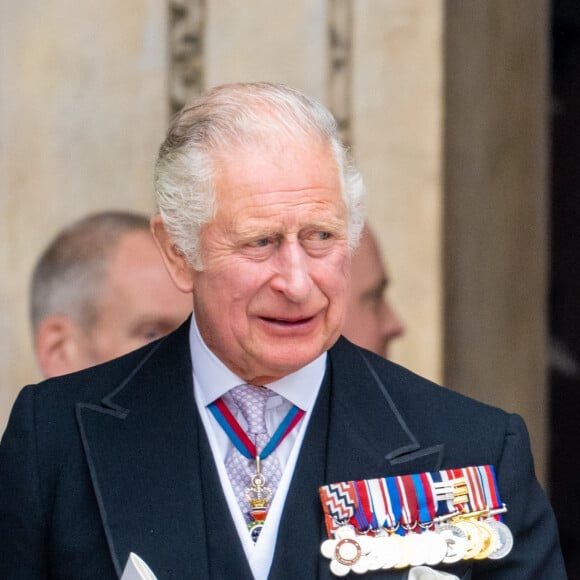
[209,135,343,201]
[211,138,342,199]
[202,143,345,243]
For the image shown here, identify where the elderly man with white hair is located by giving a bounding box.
[0,82,565,580]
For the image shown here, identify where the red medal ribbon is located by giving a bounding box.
[352,479,378,532]
[464,465,486,512]
[477,465,505,521]
[319,465,507,538]
[417,471,437,529]
[396,475,420,532]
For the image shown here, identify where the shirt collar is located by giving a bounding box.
[189,314,326,412]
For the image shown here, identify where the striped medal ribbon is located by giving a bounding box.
[319,465,512,576]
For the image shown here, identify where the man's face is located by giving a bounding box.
[191,140,350,385]
[76,230,193,367]
[342,228,404,357]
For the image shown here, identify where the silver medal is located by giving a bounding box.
[407,532,426,566]
[376,534,402,570]
[436,523,468,563]
[364,536,386,571]
[421,529,449,566]
[485,518,514,559]
[329,558,351,577]
[393,533,412,569]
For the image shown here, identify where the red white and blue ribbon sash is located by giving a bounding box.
[208,396,304,460]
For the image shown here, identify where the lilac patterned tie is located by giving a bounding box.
[224,384,283,521]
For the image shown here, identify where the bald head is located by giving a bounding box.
[31,211,193,378]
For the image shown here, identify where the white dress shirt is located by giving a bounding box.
[189,316,326,580]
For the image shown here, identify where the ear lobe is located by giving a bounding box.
[150,215,196,293]
[35,316,82,378]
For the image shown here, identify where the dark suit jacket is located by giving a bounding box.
[0,321,566,579]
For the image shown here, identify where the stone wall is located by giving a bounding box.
[0,0,549,484]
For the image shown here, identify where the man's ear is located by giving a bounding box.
[35,316,84,379]
[150,215,196,293]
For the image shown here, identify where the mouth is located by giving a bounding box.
[259,315,316,328]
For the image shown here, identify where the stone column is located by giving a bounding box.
[443,0,550,485]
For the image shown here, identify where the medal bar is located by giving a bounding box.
[318,465,514,576]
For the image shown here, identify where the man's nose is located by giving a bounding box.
[384,302,405,340]
[269,242,313,302]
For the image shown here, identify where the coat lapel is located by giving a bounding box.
[77,329,446,579]
[270,337,446,579]
[76,324,219,578]
[326,337,445,480]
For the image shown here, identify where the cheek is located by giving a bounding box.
[315,253,350,291]
[196,263,265,317]
[325,274,350,311]
[229,264,271,304]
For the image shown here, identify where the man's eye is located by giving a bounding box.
[242,237,276,258]
[307,231,332,242]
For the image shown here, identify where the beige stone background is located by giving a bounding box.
[0,1,549,486]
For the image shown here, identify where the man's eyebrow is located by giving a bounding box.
[229,226,280,242]
[232,218,347,240]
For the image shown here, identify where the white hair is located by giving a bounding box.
[154,82,366,269]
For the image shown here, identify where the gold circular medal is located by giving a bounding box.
[472,520,495,559]
[455,520,483,560]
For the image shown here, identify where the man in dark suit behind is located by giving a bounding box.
[0,82,566,579]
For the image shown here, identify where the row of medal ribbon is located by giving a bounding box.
[318,465,514,576]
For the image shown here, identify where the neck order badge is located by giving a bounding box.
[209,385,305,541]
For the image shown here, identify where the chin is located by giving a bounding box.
[261,344,325,376]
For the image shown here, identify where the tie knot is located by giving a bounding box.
[229,384,272,434]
